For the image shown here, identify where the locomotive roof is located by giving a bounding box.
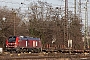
[20,37,40,40]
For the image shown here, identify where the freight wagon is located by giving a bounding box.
[5,36,42,53]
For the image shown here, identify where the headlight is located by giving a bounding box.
[15,45,17,47]
[15,43,16,44]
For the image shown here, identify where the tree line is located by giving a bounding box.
[0,1,83,49]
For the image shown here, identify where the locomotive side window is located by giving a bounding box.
[33,41,35,47]
[36,41,38,46]
[8,36,16,43]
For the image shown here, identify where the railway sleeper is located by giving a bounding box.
[28,48,41,53]
[42,49,59,53]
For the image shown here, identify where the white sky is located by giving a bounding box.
[0,0,75,8]
[0,0,90,25]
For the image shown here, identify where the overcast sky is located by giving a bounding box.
[0,0,90,25]
[0,0,74,8]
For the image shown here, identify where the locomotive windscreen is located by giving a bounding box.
[8,36,16,43]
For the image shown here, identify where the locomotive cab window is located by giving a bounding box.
[8,36,16,43]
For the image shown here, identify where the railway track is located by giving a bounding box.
[0,52,90,60]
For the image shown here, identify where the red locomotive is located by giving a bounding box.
[5,36,42,53]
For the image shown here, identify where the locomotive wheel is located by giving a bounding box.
[33,48,41,53]
[16,49,21,53]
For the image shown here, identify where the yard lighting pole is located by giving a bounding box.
[13,11,16,36]
[2,17,6,35]
[2,17,6,22]
[84,0,89,49]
